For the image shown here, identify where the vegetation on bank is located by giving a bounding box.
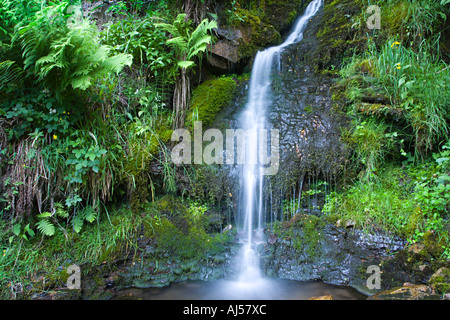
[317,0,450,259]
[0,0,229,298]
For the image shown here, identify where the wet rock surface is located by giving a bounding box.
[259,220,407,296]
[34,219,448,300]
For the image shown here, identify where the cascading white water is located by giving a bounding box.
[237,0,323,284]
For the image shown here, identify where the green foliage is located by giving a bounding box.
[155,13,217,127]
[15,4,132,99]
[0,60,23,90]
[34,202,99,237]
[349,118,395,181]
[152,198,221,259]
[64,133,108,184]
[1,89,69,140]
[324,166,421,237]
[340,36,450,160]
[154,216,211,259]
[325,142,450,258]
[102,17,177,84]
[155,13,217,70]
[9,222,35,242]
[381,0,449,44]
[0,205,140,298]
[409,140,450,247]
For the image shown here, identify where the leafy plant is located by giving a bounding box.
[65,134,108,184]
[9,222,35,242]
[155,13,217,128]
[35,212,57,237]
[349,118,392,181]
[35,202,98,236]
[18,8,132,98]
[340,36,450,160]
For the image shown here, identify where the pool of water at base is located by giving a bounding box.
[112,279,367,300]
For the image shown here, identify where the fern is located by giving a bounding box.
[54,202,69,218]
[155,13,216,127]
[36,212,56,236]
[0,60,23,90]
[72,206,97,233]
[72,214,84,233]
[156,14,217,70]
[16,3,132,97]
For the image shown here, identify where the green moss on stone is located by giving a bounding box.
[188,76,237,129]
[428,267,450,294]
[315,0,367,70]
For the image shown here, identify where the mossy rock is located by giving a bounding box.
[315,0,367,70]
[367,284,440,300]
[154,217,212,259]
[423,230,445,259]
[188,76,237,129]
[382,0,409,36]
[258,0,307,33]
[235,9,281,62]
[155,194,184,212]
[208,5,282,73]
[428,267,450,294]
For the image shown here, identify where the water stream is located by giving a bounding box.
[113,279,365,300]
[235,0,323,288]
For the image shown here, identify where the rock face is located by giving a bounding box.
[258,218,406,296]
[206,0,311,74]
[207,23,281,74]
[207,28,245,74]
[428,267,450,294]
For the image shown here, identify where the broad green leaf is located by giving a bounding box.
[13,223,21,236]
[177,60,195,69]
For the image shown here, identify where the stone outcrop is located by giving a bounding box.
[207,23,281,74]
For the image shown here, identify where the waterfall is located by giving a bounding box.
[236,0,323,283]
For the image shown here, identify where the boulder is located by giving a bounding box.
[207,20,280,74]
[207,28,244,74]
[367,284,440,300]
[428,267,450,294]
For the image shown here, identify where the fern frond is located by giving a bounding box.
[0,60,23,89]
[177,60,195,69]
[188,19,217,49]
[188,34,213,60]
[82,206,97,223]
[23,13,132,94]
[154,22,179,38]
[166,36,189,55]
[36,218,55,236]
[72,214,84,233]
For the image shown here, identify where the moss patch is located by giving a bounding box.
[272,214,330,259]
[315,0,367,70]
[188,76,237,128]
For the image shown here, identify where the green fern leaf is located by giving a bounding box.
[83,206,97,223]
[37,212,52,218]
[0,60,23,89]
[36,219,55,236]
[73,214,84,233]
